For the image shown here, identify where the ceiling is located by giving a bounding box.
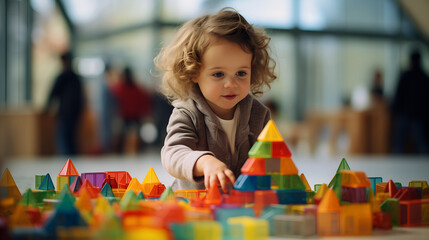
[398,0,429,42]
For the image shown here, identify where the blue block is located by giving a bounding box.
[215,206,254,222]
[368,177,382,192]
[276,190,307,204]
[234,175,257,191]
[260,205,286,235]
[257,175,271,190]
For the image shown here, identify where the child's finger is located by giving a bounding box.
[217,172,228,192]
[205,175,210,190]
[224,169,236,184]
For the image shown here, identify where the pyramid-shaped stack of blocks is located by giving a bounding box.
[233,120,307,205]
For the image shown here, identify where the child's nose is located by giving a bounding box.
[224,76,238,88]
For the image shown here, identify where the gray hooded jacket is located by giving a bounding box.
[161,86,270,190]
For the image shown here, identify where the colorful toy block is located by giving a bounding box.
[69,176,82,193]
[340,203,372,235]
[58,159,79,176]
[317,189,341,237]
[142,167,163,196]
[20,188,37,207]
[227,216,269,240]
[105,171,132,189]
[254,190,278,217]
[380,198,400,226]
[81,172,106,189]
[273,214,316,237]
[241,157,266,175]
[38,173,55,191]
[369,177,383,192]
[0,168,22,205]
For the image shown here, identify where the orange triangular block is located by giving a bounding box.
[9,205,32,228]
[314,183,329,199]
[300,173,311,191]
[126,178,144,195]
[241,158,265,175]
[257,120,284,142]
[318,188,340,213]
[205,184,222,205]
[280,157,298,175]
[75,187,94,212]
[0,168,17,187]
[58,159,79,176]
[385,179,398,197]
[78,179,99,198]
[143,167,160,184]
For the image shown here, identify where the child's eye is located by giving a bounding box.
[236,71,247,77]
[212,72,224,78]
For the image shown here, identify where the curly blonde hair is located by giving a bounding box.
[154,7,277,101]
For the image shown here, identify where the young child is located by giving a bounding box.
[155,8,277,192]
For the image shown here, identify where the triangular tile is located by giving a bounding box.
[257,120,283,142]
[58,159,79,176]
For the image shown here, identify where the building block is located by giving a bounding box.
[376,182,388,194]
[119,191,139,210]
[336,158,351,173]
[277,175,306,190]
[69,176,82,193]
[369,177,382,192]
[105,171,132,189]
[393,187,421,201]
[147,183,166,198]
[223,189,254,206]
[0,168,22,204]
[380,198,399,226]
[265,158,280,174]
[227,216,269,240]
[58,159,79,176]
[271,141,292,158]
[341,186,367,203]
[409,180,428,189]
[102,175,118,189]
[75,187,94,212]
[32,189,56,207]
[399,199,429,227]
[174,189,207,201]
[44,188,86,233]
[300,173,311,191]
[279,157,298,175]
[340,203,372,236]
[259,205,286,235]
[314,183,328,205]
[317,189,341,237]
[276,189,307,204]
[159,186,175,201]
[57,176,77,192]
[194,221,222,240]
[9,204,32,228]
[273,214,316,238]
[373,211,392,230]
[81,172,106,189]
[256,175,271,190]
[385,179,398,197]
[340,170,371,188]
[205,184,222,206]
[100,182,115,198]
[20,188,37,207]
[248,141,271,158]
[38,173,55,191]
[254,190,278,217]
[257,120,284,142]
[314,184,322,192]
[214,206,254,222]
[35,175,45,189]
[142,167,161,196]
[241,157,265,175]
[234,175,257,191]
[77,179,100,199]
[126,178,145,195]
[170,222,195,240]
[368,188,381,213]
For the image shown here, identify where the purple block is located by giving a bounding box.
[81,172,106,188]
[342,186,367,203]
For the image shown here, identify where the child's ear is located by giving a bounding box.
[192,77,198,83]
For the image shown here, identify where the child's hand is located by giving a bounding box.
[193,154,236,192]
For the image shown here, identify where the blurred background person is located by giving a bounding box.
[45,51,85,156]
[391,48,429,154]
[111,66,153,153]
[94,63,119,154]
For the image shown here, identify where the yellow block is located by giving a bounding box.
[194,221,222,240]
[340,203,372,236]
[228,216,269,240]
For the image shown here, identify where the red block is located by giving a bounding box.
[254,190,279,217]
[373,212,392,230]
[241,158,265,175]
[147,183,166,198]
[400,200,422,227]
[105,171,131,189]
[393,188,420,201]
[271,141,292,158]
[102,176,118,189]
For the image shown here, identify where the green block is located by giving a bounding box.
[380,198,399,227]
[278,175,306,190]
[314,184,322,192]
[271,174,280,187]
[306,190,315,203]
[35,175,45,189]
[20,189,37,207]
[33,189,56,206]
[249,141,271,158]
[120,191,139,210]
[100,183,115,198]
[329,173,342,201]
[336,157,350,173]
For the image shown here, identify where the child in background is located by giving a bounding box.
[155,8,277,191]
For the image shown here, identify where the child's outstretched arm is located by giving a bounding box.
[193,154,236,192]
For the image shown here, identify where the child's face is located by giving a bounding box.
[193,38,252,120]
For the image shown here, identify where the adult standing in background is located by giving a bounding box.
[391,48,429,154]
[45,51,84,155]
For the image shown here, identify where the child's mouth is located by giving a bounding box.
[223,95,237,100]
